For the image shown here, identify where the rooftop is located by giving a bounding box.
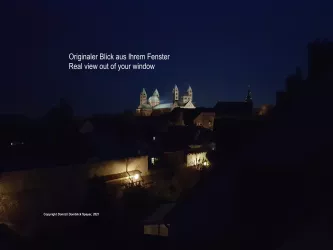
[214,101,253,116]
[153,103,173,110]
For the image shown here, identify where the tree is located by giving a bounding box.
[44,98,74,125]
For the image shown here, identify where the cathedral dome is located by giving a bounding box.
[149,96,159,107]
[149,95,159,102]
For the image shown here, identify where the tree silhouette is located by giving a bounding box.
[39,99,91,163]
[44,98,74,126]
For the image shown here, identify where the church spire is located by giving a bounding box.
[140,88,147,105]
[173,85,179,101]
[187,85,193,102]
[245,85,252,103]
[153,89,159,97]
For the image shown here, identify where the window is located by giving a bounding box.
[151,157,158,165]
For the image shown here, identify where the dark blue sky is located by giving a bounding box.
[11,0,333,116]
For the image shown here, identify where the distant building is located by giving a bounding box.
[136,85,196,116]
[164,57,333,247]
[186,145,210,169]
[275,67,304,110]
[308,41,333,81]
[276,41,333,111]
[244,85,253,103]
[214,85,253,118]
[276,91,288,107]
[169,108,215,130]
[193,111,215,130]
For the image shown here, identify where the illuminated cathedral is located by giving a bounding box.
[136,85,196,116]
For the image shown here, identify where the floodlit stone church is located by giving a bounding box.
[136,85,196,116]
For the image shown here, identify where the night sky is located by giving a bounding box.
[11,0,333,117]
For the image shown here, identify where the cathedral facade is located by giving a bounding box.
[136,85,196,116]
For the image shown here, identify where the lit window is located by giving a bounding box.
[153,136,156,141]
[10,141,24,146]
[151,157,158,165]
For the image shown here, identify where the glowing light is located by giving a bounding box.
[151,157,158,165]
[203,162,207,166]
[133,174,139,180]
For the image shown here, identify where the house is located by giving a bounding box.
[171,107,216,130]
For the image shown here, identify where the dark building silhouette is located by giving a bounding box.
[214,101,253,117]
[244,85,253,103]
[214,86,253,118]
[276,41,333,111]
[275,91,287,107]
[275,67,304,110]
[168,107,216,130]
[285,66,303,94]
[163,43,333,250]
[308,41,333,81]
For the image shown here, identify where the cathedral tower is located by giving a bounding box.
[140,88,147,105]
[245,85,252,103]
[173,85,179,102]
[152,89,160,98]
[187,86,193,102]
